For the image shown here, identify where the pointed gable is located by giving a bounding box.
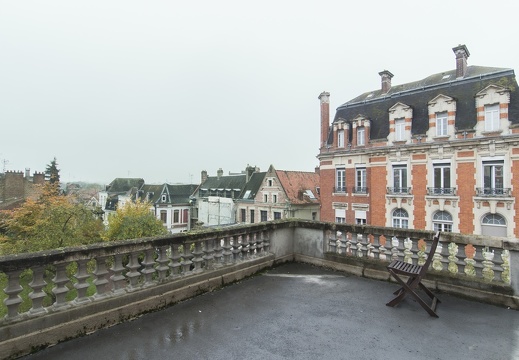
[275,170,320,205]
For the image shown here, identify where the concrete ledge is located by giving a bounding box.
[0,255,276,360]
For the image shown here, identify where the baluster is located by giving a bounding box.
[74,259,91,305]
[371,234,381,259]
[52,263,71,309]
[126,252,142,290]
[491,248,505,283]
[3,269,23,320]
[29,266,48,315]
[213,238,224,266]
[432,239,443,271]
[481,247,495,281]
[447,242,459,274]
[356,232,367,258]
[203,238,215,270]
[111,253,127,295]
[192,241,204,272]
[169,244,182,277]
[473,246,485,278]
[141,248,156,287]
[390,236,400,261]
[360,233,370,258]
[262,231,270,253]
[501,250,511,284]
[249,233,257,257]
[378,235,388,261]
[256,232,264,256]
[464,244,477,277]
[456,243,466,275]
[328,230,337,253]
[181,242,194,274]
[93,256,111,299]
[403,237,413,264]
[156,246,170,282]
[416,238,427,266]
[349,232,358,256]
[240,235,249,260]
[231,236,241,262]
[222,236,233,264]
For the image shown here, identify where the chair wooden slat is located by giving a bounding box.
[385,232,441,317]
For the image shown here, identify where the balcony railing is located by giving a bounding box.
[0,220,516,358]
[475,188,511,197]
[427,187,457,196]
[352,186,368,194]
[386,187,412,195]
[333,186,347,193]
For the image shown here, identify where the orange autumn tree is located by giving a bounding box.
[0,183,104,255]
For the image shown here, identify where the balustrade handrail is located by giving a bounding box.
[475,187,512,197]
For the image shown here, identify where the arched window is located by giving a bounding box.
[481,213,507,237]
[433,211,453,232]
[392,208,408,229]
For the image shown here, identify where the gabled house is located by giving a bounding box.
[136,183,197,233]
[98,178,145,222]
[318,44,519,237]
[236,165,320,224]
[192,166,258,226]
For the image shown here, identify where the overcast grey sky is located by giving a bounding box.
[1,1,518,185]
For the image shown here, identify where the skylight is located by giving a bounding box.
[305,190,316,199]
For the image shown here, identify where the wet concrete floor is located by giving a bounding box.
[22,262,519,360]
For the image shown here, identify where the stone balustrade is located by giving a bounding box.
[1,220,518,359]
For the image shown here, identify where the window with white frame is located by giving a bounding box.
[433,211,452,232]
[392,165,408,193]
[264,194,268,203]
[336,168,346,192]
[395,118,405,141]
[355,167,366,193]
[483,160,504,194]
[357,127,365,145]
[337,130,345,148]
[481,213,507,237]
[392,208,409,228]
[484,104,500,131]
[260,210,268,222]
[335,208,346,223]
[436,112,448,136]
[273,194,277,203]
[433,163,451,194]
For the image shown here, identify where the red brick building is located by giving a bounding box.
[318,45,519,237]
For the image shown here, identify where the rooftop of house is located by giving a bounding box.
[330,62,519,142]
[275,169,320,205]
[104,178,145,193]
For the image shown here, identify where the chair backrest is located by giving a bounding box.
[420,231,441,275]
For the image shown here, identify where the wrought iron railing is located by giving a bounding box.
[475,188,511,197]
[427,187,457,196]
[386,187,412,195]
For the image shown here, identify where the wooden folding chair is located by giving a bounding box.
[386,231,441,317]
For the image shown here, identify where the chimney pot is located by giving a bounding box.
[452,44,470,78]
[378,70,394,94]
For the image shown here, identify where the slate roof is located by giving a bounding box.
[198,175,247,191]
[239,172,267,200]
[168,184,198,204]
[105,178,145,193]
[330,66,519,143]
[275,170,320,205]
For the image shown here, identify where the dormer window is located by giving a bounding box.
[475,85,510,136]
[388,102,412,144]
[337,130,345,148]
[484,104,500,131]
[436,112,448,136]
[357,127,365,146]
[395,118,405,141]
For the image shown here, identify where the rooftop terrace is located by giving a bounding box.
[21,262,519,360]
[1,220,518,359]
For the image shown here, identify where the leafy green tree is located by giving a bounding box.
[0,184,104,255]
[103,200,168,241]
[45,157,60,185]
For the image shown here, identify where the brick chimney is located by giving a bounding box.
[452,44,470,79]
[318,91,330,150]
[378,70,394,94]
[201,170,208,183]
[217,168,223,179]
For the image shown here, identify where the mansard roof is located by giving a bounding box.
[239,172,267,200]
[197,174,248,193]
[331,66,518,142]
